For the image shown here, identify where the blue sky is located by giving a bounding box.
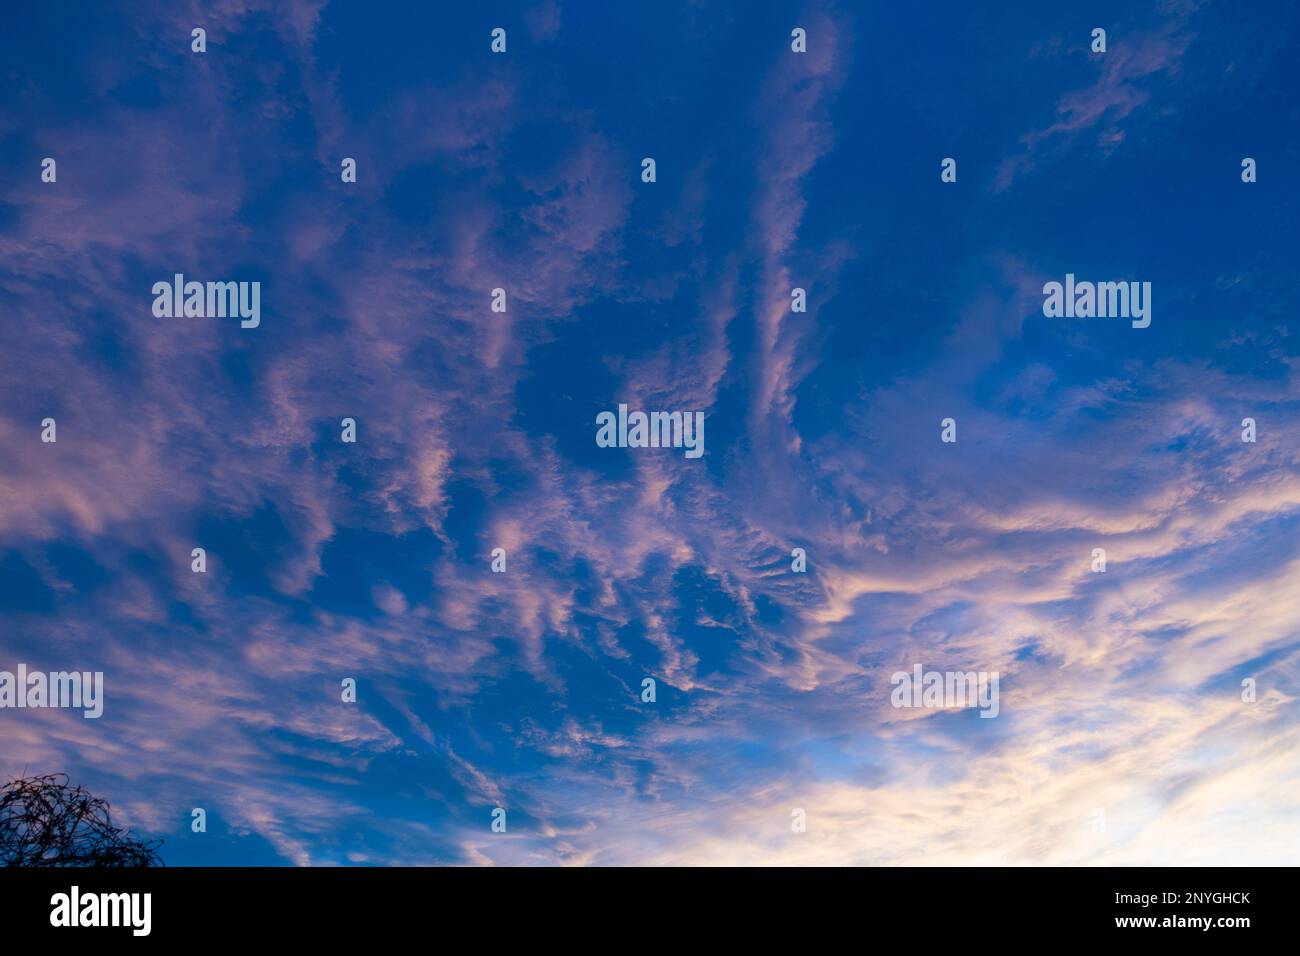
[1,0,1298,865]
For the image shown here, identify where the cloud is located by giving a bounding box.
[996,21,1194,190]
[1,0,1296,868]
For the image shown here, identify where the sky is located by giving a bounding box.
[1,0,1298,866]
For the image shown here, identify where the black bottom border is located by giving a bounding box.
[0,865,1285,943]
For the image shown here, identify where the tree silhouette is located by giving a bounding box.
[0,774,162,867]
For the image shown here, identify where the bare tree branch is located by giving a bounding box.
[0,774,163,867]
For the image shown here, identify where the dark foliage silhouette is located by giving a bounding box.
[0,774,162,867]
